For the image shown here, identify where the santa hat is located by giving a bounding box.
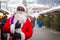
[16,4,26,12]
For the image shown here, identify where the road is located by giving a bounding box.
[29,25,60,40]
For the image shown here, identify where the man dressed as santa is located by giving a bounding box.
[2,5,33,40]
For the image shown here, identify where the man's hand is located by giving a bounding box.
[15,20,21,29]
[14,32,21,39]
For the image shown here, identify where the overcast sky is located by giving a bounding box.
[37,0,60,5]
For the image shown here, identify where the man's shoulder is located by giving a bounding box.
[6,17,12,21]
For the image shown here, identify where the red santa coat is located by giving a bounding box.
[2,17,33,40]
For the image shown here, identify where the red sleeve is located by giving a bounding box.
[2,17,11,33]
[22,19,33,39]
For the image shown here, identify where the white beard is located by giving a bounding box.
[13,12,27,24]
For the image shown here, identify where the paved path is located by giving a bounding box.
[29,25,60,40]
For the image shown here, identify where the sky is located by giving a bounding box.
[27,0,60,8]
[37,0,60,5]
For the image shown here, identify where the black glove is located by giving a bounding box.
[14,32,21,40]
[15,20,21,29]
[12,20,21,40]
[12,32,21,40]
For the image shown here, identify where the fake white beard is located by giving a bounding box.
[13,12,27,24]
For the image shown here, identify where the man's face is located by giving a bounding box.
[17,11,23,14]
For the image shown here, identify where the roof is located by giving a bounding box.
[0,8,11,14]
[29,6,60,18]
[39,6,60,14]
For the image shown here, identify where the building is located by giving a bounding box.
[0,0,27,15]
[0,0,8,10]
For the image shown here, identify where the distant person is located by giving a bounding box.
[2,5,33,40]
[37,18,43,28]
[0,12,3,28]
[31,17,36,28]
[28,16,36,28]
[1,14,8,40]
